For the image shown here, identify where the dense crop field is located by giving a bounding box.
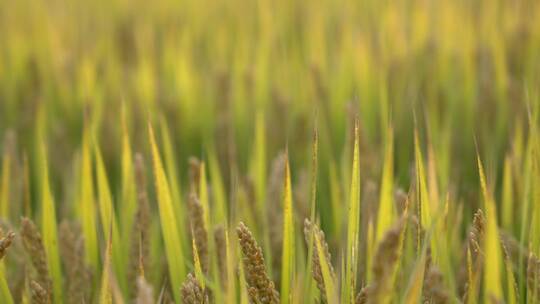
[1,0,540,303]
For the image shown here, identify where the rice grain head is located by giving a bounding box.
[237,222,279,304]
[20,218,52,299]
[364,217,405,304]
[0,231,15,260]
[30,280,50,304]
[214,225,227,288]
[180,273,208,304]
[189,193,209,275]
[58,221,91,304]
[423,264,449,304]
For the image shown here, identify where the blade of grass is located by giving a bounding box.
[99,225,113,304]
[192,236,205,290]
[501,156,513,231]
[477,154,503,300]
[281,153,295,304]
[0,149,10,219]
[120,108,137,257]
[94,143,126,293]
[207,143,227,224]
[403,236,428,304]
[375,124,394,244]
[39,144,63,304]
[198,162,210,232]
[0,264,13,304]
[314,227,338,302]
[80,129,99,271]
[149,123,186,303]
[344,118,360,303]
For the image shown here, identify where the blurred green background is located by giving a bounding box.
[0,0,539,226]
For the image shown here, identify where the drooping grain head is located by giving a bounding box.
[469,209,485,255]
[527,253,540,300]
[20,218,52,299]
[458,209,486,298]
[236,222,279,304]
[30,280,50,304]
[423,264,449,304]
[362,217,406,304]
[189,193,209,275]
[59,221,91,304]
[180,273,208,304]
[214,225,227,288]
[0,231,15,259]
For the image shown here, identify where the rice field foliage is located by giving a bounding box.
[0,0,540,302]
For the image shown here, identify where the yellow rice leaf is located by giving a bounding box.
[199,162,210,232]
[314,230,337,302]
[0,152,10,219]
[477,154,503,300]
[39,144,63,304]
[414,129,432,230]
[94,143,126,292]
[466,247,477,304]
[192,236,205,290]
[120,107,137,251]
[504,248,517,304]
[501,156,513,230]
[404,244,427,304]
[207,144,227,224]
[376,125,394,244]
[149,123,186,303]
[79,130,99,270]
[344,119,361,303]
[0,264,13,304]
[99,226,113,304]
[281,154,295,304]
